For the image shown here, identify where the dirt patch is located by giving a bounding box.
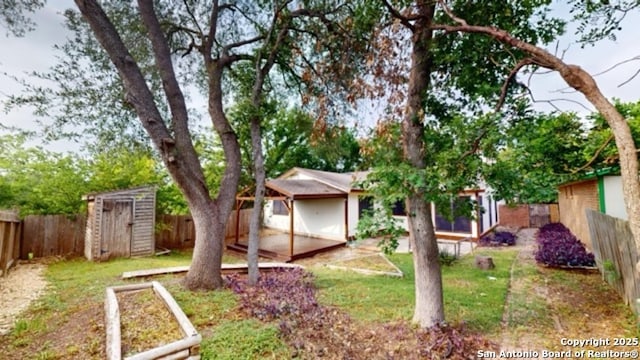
[39,302,105,358]
[500,228,639,356]
[0,262,48,335]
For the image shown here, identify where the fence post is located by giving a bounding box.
[0,210,20,276]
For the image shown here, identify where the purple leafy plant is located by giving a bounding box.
[225,267,319,321]
[479,230,516,247]
[535,223,595,267]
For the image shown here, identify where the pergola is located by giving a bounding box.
[230,178,349,261]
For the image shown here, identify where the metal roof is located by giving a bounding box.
[267,179,347,199]
[278,167,369,193]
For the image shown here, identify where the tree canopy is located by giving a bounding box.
[0,134,173,216]
[581,100,640,168]
[488,111,587,204]
[0,0,44,37]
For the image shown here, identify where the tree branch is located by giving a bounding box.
[219,53,254,68]
[182,0,203,37]
[222,35,265,55]
[458,128,489,161]
[571,133,614,173]
[290,7,350,34]
[495,58,534,111]
[137,0,206,188]
[619,66,640,87]
[137,0,189,133]
[381,0,415,32]
[252,4,286,104]
[438,1,467,26]
[592,55,640,78]
[73,0,170,140]
[204,0,219,61]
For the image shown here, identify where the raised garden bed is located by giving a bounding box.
[105,281,201,360]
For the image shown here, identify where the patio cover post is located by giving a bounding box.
[235,200,243,245]
[289,199,294,258]
[344,198,348,241]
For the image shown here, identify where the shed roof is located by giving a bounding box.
[82,185,156,201]
[558,166,620,188]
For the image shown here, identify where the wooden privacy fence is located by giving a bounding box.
[21,214,87,259]
[0,210,21,276]
[586,209,640,316]
[155,209,251,249]
[18,209,251,259]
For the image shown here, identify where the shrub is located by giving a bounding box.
[438,250,458,266]
[535,223,595,267]
[479,230,516,247]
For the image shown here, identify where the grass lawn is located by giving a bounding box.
[314,248,518,335]
[0,247,517,359]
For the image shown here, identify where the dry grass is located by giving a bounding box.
[501,241,639,352]
[118,288,184,357]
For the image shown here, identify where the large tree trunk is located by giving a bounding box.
[184,199,227,290]
[190,60,241,289]
[433,7,640,273]
[407,194,445,327]
[75,0,242,290]
[402,1,445,328]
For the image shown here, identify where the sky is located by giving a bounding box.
[0,1,639,153]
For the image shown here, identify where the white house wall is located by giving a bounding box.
[603,176,626,220]
[264,201,289,231]
[264,198,346,240]
[297,198,346,240]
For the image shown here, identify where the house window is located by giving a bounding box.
[392,199,406,216]
[272,200,289,215]
[434,196,472,233]
[358,196,373,218]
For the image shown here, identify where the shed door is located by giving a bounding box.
[100,199,133,260]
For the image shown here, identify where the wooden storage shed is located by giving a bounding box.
[84,186,156,261]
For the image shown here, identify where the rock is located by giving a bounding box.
[475,255,495,270]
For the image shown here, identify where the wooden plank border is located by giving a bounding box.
[121,262,304,279]
[105,282,202,360]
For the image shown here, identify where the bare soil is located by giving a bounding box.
[500,228,638,356]
[0,261,47,335]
